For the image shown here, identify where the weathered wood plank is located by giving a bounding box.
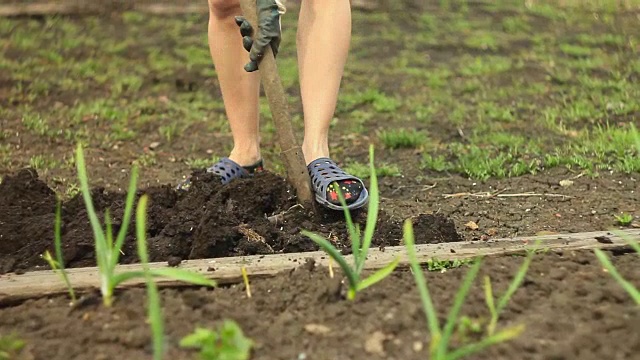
[0,229,638,303]
[0,3,209,17]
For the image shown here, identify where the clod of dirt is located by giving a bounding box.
[595,236,613,244]
[410,214,464,244]
[167,256,182,267]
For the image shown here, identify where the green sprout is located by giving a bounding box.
[136,194,164,360]
[404,219,525,359]
[593,232,640,305]
[614,213,633,226]
[302,145,400,300]
[484,244,537,336]
[75,144,216,307]
[180,321,254,360]
[41,200,77,304]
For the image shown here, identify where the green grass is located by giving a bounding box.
[1,0,640,189]
[379,129,428,149]
[344,161,401,178]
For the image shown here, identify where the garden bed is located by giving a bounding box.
[1,0,640,359]
[1,247,638,360]
[1,166,639,359]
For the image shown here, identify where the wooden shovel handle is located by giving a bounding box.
[238,0,316,212]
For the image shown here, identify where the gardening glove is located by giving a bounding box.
[234,0,286,72]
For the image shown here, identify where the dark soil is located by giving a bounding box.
[1,250,638,360]
[0,167,461,274]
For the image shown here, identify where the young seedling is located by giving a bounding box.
[484,243,538,336]
[180,321,254,360]
[301,145,400,300]
[41,200,77,304]
[593,231,640,305]
[404,219,525,360]
[75,144,216,307]
[136,194,164,360]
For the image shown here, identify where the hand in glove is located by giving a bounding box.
[234,0,283,72]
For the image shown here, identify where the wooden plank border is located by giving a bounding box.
[0,3,209,17]
[1,229,638,304]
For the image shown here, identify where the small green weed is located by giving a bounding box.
[180,321,253,360]
[426,258,473,272]
[302,145,400,300]
[0,333,26,360]
[615,213,633,226]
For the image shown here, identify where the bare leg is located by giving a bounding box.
[208,0,262,166]
[297,0,352,165]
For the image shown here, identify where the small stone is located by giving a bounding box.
[465,221,479,231]
[559,179,573,187]
[365,331,388,355]
[149,142,161,150]
[486,228,498,236]
[304,324,331,335]
[413,341,424,352]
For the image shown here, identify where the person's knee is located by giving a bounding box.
[208,0,241,20]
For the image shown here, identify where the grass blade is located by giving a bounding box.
[301,230,359,291]
[356,257,400,292]
[594,249,640,305]
[483,276,496,332]
[111,269,217,289]
[53,200,76,302]
[631,122,640,152]
[112,166,139,269]
[438,257,483,359]
[105,209,114,265]
[336,188,361,270]
[136,194,164,360]
[357,145,380,274]
[403,219,441,339]
[496,248,535,313]
[148,268,216,287]
[75,144,110,303]
[447,324,525,360]
[111,271,146,286]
